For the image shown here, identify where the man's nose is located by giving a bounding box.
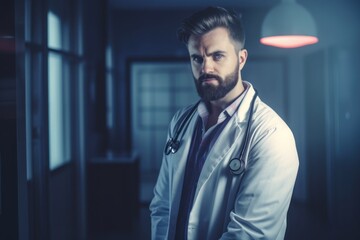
[201,58,214,74]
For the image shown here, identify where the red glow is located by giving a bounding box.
[0,39,15,52]
[260,35,318,48]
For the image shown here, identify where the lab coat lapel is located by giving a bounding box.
[193,84,256,201]
[193,116,243,199]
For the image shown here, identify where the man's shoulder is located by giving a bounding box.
[253,99,292,134]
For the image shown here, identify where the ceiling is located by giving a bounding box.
[109,0,280,10]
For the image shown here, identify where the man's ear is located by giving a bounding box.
[239,49,248,70]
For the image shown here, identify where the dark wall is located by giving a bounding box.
[0,116,18,239]
[0,0,20,238]
[83,0,109,157]
[111,9,192,153]
[49,167,76,240]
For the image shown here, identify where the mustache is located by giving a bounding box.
[198,73,222,82]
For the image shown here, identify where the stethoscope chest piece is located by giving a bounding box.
[229,158,245,175]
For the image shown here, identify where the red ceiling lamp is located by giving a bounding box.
[260,0,319,48]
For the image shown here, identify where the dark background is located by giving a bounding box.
[1,0,359,239]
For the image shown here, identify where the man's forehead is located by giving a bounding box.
[187,28,233,54]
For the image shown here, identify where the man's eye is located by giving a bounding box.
[192,56,203,64]
[213,54,224,61]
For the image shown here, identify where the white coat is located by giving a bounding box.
[150,82,299,240]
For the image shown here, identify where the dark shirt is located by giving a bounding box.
[174,88,248,240]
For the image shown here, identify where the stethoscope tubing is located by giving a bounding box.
[164,90,258,175]
[164,101,200,155]
[173,101,200,145]
[238,90,258,161]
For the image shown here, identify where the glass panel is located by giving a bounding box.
[139,110,152,128]
[140,90,152,108]
[106,72,114,129]
[24,0,31,42]
[175,91,199,108]
[140,71,170,89]
[48,53,71,169]
[153,72,170,89]
[30,51,44,176]
[132,62,195,176]
[140,110,170,128]
[154,110,171,127]
[139,72,154,89]
[174,68,193,89]
[63,61,71,162]
[25,0,43,44]
[25,50,32,180]
[48,11,62,49]
[153,91,170,108]
[106,45,113,130]
[106,45,112,69]
[48,0,75,51]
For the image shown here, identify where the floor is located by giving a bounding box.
[93,173,335,240]
[93,202,335,240]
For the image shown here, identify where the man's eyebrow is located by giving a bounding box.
[210,50,227,55]
[190,50,227,58]
[190,53,202,58]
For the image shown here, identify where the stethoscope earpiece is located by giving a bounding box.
[165,138,180,155]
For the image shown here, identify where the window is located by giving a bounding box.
[25,0,82,172]
[48,52,71,169]
[47,0,79,170]
[47,11,61,49]
[23,0,84,238]
[106,45,114,129]
[131,61,198,173]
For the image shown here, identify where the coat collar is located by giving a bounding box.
[236,81,257,123]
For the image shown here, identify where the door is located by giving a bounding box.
[131,61,198,175]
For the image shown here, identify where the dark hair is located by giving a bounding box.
[177,6,245,50]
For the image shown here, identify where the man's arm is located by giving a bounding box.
[149,153,170,240]
[221,122,299,240]
[149,109,183,240]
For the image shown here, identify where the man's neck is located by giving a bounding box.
[205,81,245,130]
[209,81,244,113]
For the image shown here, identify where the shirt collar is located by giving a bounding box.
[197,82,250,124]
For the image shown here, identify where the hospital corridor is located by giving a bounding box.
[1,0,360,239]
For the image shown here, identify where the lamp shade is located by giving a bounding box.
[260,1,318,48]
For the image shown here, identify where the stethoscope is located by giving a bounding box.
[164,91,258,175]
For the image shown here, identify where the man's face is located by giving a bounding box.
[187,27,247,102]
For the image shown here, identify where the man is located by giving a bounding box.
[150,6,299,240]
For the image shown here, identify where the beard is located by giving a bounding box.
[194,63,240,102]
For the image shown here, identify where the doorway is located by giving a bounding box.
[130,60,198,203]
